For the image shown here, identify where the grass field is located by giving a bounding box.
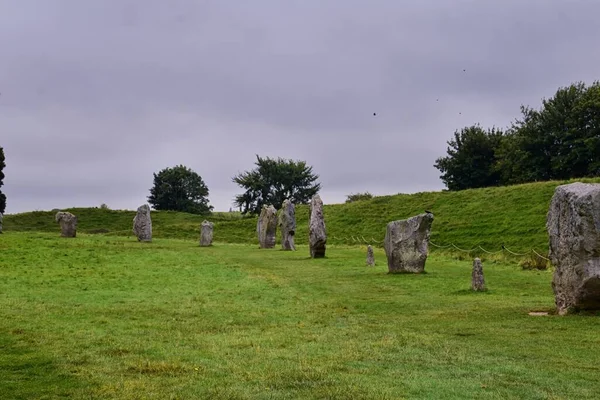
[2,232,600,399]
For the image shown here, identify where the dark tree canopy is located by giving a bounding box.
[148,165,212,214]
[498,81,600,184]
[233,155,321,215]
[434,81,600,190]
[434,125,504,191]
[0,147,6,214]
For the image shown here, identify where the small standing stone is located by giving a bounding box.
[55,211,77,237]
[309,195,327,258]
[471,258,486,291]
[384,212,434,273]
[366,245,375,266]
[257,205,277,248]
[279,199,296,251]
[133,204,152,242]
[0,212,3,234]
[200,220,214,247]
[547,182,600,315]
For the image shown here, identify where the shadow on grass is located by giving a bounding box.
[0,332,88,399]
[451,288,492,295]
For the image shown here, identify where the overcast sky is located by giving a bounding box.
[1,0,599,214]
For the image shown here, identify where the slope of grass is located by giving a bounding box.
[4,178,600,256]
[1,232,600,399]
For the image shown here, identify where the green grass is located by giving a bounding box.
[5,178,600,258]
[2,232,600,399]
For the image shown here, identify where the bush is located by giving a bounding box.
[519,254,549,270]
[345,192,374,203]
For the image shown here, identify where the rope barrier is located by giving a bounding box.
[91,228,549,261]
[532,248,551,261]
[452,243,474,252]
[478,245,504,255]
[501,245,530,257]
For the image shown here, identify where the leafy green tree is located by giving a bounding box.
[498,81,600,184]
[0,147,6,214]
[148,165,213,214]
[233,155,321,215]
[345,192,374,203]
[434,125,505,190]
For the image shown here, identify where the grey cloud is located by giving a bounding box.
[1,0,599,213]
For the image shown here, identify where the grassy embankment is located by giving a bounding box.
[4,177,600,259]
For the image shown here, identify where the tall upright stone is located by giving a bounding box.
[471,258,486,291]
[547,182,600,315]
[55,211,77,238]
[279,199,296,251]
[257,205,277,248]
[200,220,214,247]
[384,212,434,273]
[309,195,327,258]
[366,245,375,266]
[133,204,152,242]
[0,212,4,234]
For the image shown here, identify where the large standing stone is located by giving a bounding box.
[472,258,486,291]
[279,199,296,251]
[55,211,77,238]
[0,212,3,234]
[200,220,214,247]
[384,212,434,273]
[547,182,600,315]
[309,195,327,258]
[133,204,152,242]
[366,245,375,266]
[257,205,277,248]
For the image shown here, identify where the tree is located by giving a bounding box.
[434,125,505,190]
[233,155,321,215]
[345,192,374,203]
[148,165,213,214]
[497,81,600,184]
[0,147,6,214]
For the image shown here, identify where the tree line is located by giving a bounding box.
[434,81,600,190]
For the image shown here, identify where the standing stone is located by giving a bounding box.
[384,212,434,273]
[366,245,375,266]
[133,204,152,242]
[309,195,327,258]
[257,205,277,248]
[200,220,214,247]
[279,199,296,251]
[55,211,77,238]
[471,258,486,291]
[0,212,3,234]
[547,182,600,315]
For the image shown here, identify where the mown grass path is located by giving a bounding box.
[1,233,599,399]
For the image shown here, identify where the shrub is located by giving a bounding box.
[519,254,549,270]
[345,192,374,203]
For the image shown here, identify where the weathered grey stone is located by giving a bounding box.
[279,199,296,251]
[133,204,152,242]
[55,211,77,237]
[257,205,277,248]
[366,245,375,266]
[200,220,214,247]
[547,182,600,315]
[383,212,434,273]
[0,212,3,234]
[472,258,486,291]
[309,195,327,258]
